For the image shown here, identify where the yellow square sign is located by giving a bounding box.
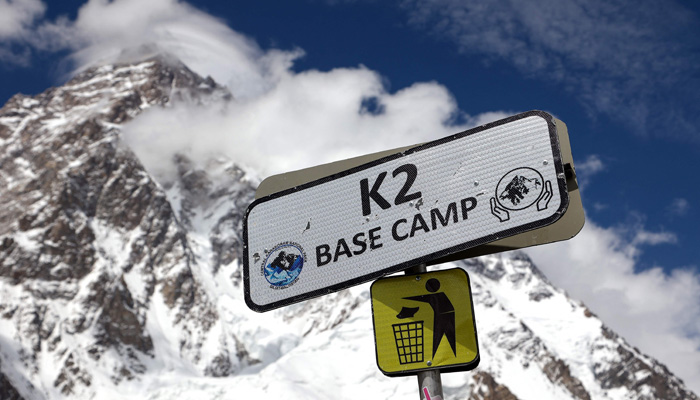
[370,268,479,376]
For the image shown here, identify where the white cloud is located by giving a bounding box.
[122,65,508,180]
[631,229,677,247]
[0,0,510,195]
[592,202,608,212]
[576,154,605,175]
[399,0,700,142]
[12,0,298,99]
[667,198,690,217]
[16,0,502,179]
[526,219,700,394]
[464,110,519,128]
[0,0,45,65]
[574,154,605,189]
[0,0,45,39]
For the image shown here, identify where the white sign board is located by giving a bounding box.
[244,111,569,312]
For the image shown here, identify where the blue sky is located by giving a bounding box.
[1,0,700,391]
[2,0,698,270]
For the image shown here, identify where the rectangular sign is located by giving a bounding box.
[253,117,584,262]
[244,111,569,312]
[371,268,479,376]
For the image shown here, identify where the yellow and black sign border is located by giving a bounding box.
[370,267,480,377]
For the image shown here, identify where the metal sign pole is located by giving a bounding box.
[404,264,444,400]
[417,370,443,400]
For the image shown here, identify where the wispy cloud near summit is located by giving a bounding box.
[0,0,509,178]
[1,0,301,98]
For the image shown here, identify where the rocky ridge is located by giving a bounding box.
[0,56,252,397]
[0,56,697,400]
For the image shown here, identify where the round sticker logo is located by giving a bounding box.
[262,243,305,288]
[495,167,544,211]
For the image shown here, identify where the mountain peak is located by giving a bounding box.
[0,57,697,399]
[0,54,242,397]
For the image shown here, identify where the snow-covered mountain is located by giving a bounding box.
[0,56,696,400]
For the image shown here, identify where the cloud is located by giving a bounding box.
[574,154,605,189]
[592,202,608,212]
[8,1,507,180]
[4,0,500,180]
[399,0,700,142]
[2,0,300,99]
[631,229,677,247]
[464,110,519,128]
[576,155,605,175]
[122,66,507,180]
[526,219,700,394]
[667,198,690,217]
[0,0,45,39]
[0,0,45,65]
[0,0,512,187]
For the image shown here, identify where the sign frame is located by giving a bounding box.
[243,110,569,312]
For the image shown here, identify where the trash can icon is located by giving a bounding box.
[392,321,424,364]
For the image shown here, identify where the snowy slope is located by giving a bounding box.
[0,56,697,400]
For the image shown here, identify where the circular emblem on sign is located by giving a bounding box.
[495,167,544,211]
[262,243,305,288]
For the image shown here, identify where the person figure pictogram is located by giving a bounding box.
[404,278,456,359]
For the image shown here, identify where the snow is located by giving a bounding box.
[1,57,694,400]
[21,98,39,108]
[11,227,43,252]
[42,115,70,131]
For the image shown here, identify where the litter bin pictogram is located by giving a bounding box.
[392,321,424,364]
[371,268,479,376]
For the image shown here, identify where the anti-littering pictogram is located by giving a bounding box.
[371,268,479,376]
[403,278,456,359]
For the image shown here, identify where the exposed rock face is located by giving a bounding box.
[592,327,694,399]
[460,254,698,400]
[0,57,254,398]
[0,56,697,400]
[469,371,518,400]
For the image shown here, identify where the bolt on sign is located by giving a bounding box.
[371,268,478,376]
[244,110,570,312]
